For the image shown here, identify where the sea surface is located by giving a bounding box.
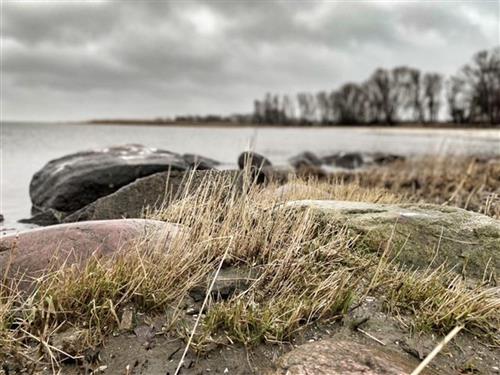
[1,121,499,230]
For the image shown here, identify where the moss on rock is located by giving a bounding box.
[285,200,500,278]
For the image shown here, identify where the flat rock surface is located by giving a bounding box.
[0,219,180,281]
[30,144,188,213]
[272,339,436,375]
[285,200,500,277]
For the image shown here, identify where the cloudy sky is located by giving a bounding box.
[2,0,499,122]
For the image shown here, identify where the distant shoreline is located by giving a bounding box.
[86,120,500,130]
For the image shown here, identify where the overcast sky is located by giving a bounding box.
[2,0,499,122]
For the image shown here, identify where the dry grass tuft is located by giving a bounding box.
[374,265,500,343]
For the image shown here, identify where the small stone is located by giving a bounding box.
[51,328,89,358]
[120,307,135,331]
[186,307,198,315]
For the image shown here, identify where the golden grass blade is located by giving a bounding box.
[174,236,234,375]
[410,325,464,375]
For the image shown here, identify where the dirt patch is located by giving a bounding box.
[44,295,500,375]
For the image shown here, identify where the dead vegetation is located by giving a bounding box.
[0,159,499,372]
[342,156,500,218]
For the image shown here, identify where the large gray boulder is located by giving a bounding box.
[30,144,188,213]
[64,170,242,223]
[285,200,500,278]
[0,219,181,283]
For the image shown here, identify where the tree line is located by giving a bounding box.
[253,47,500,125]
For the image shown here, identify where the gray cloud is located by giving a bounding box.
[2,0,499,121]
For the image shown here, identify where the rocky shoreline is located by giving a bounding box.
[10,144,404,227]
[1,145,499,374]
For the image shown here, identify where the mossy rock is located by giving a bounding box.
[286,200,500,278]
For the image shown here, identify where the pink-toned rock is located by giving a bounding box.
[0,219,180,281]
[272,339,438,375]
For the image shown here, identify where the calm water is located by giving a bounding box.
[1,122,499,230]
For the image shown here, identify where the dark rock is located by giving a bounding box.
[0,214,3,222]
[64,170,243,223]
[19,208,65,226]
[289,151,323,169]
[183,153,220,170]
[0,219,181,284]
[322,152,363,169]
[237,152,272,184]
[372,152,406,165]
[30,144,189,213]
[334,152,363,169]
[237,151,272,170]
[321,153,340,165]
[272,339,436,374]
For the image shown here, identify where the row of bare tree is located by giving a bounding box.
[253,47,500,125]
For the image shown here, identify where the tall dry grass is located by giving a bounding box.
[340,156,500,218]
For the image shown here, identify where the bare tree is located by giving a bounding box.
[272,94,281,124]
[390,66,424,122]
[447,77,468,123]
[332,83,369,124]
[365,69,399,124]
[422,73,443,123]
[297,92,318,125]
[281,94,296,125]
[253,99,264,124]
[450,47,500,124]
[316,91,333,124]
[252,48,497,126]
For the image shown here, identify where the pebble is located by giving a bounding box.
[186,307,197,315]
